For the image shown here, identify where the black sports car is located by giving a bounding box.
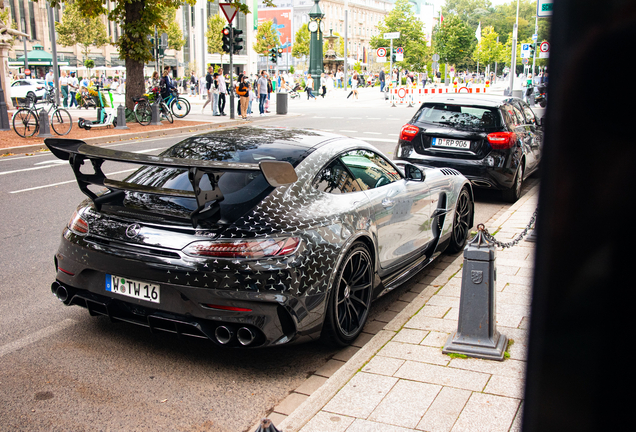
[46,127,474,348]
[395,95,542,202]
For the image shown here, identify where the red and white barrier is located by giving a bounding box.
[389,85,488,106]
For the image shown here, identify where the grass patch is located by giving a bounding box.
[504,338,515,359]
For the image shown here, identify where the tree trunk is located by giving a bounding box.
[124,0,146,110]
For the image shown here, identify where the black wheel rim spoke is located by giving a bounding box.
[335,250,372,336]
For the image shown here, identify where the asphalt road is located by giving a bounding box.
[0,88,538,431]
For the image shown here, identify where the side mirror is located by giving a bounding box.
[404,164,425,182]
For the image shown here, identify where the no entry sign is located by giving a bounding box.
[376,47,387,57]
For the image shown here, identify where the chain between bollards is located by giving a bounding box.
[477,207,538,249]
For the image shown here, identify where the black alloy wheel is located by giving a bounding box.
[503,164,524,203]
[447,188,473,253]
[322,242,373,346]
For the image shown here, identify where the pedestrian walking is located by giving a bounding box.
[217,73,227,116]
[347,72,359,99]
[247,82,255,116]
[59,71,69,108]
[45,69,54,90]
[326,73,335,98]
[306,74,316,100]
[320,73,327,98]
[379,69,386,92]
[201,66,214,113]
[211,73,220,116]
[68,72,79,108]
[257,70,268,115]
[189,72,197,96]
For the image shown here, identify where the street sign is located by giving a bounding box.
[219,3,238,23]
[384,32,400,40]
[522,58,528,64]
[539,41,550,58]
[396,47,404,54]
[377,57,387,63]
[432,54,440,61]
[537,0,553,17]
[376,47,387,57]
[532,33,538,41]
[396,53,404,62]
[521,43,531,58]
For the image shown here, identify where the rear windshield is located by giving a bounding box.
[122,130,316,224]
[413,102,502,131]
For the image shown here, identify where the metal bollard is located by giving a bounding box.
[37,109,53,137]
[443,225,508,361]
[114,104,129,129]
[254,418,281,432]
[150,102,162,126]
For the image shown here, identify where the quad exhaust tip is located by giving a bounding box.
[214,326,234,345]
[237,327,256,346]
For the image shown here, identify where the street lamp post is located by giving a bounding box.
[308,0,325,92]
[508,0,520,95]
[47,2,60,105]
[21,18,28,75]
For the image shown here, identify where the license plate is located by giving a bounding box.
[106,274,160,304]
[432,137,471,149]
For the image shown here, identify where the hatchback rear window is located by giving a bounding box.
[413,103,502,131]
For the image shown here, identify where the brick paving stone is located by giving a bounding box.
[420,331,450,348]
[380,341,450,366]
[295,375,329,396]
[484,374,525,399]
[368,380,442,428]
[375,309,400,323]
[299,411,355,432]
[347,419,417,432]
[388,300,411,312]
[417,387,471,432]
[405,315,458,334]
[451,392,521,432]
[420,304,451,318]
[395,361,490,392]
[449,357,526,380]
[362,319,386,335]
[362,356,405,376]
[352,331,374,347]
[314,359,346,378]
[273,392,309,416]
[332,345,360,362]
[323,372,398,418]
[393,328,428,345]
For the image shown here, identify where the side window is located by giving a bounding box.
[341,149,401,190]
[312,158,366,194]
[509,104,525,127]
[520,102,538,126]
[501,105,518,128]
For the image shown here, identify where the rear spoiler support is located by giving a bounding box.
[45,138,298,227]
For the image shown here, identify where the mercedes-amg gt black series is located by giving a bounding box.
[47,127,474,348]
[395,95,542,202]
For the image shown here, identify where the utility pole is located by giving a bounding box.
[531,15,538,81]
[508,0,520,95]
[47,2,60,105]
[344,10,348,91]
[22,18,29,75]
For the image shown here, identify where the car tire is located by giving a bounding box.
[503,164,524,203]
[446,188,473,254]
[321,241,373,346]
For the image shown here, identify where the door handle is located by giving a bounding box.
[382,198,394,208]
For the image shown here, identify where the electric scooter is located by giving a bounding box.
[78,84,118,130]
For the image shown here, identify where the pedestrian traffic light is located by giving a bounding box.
[530,44,535,57]
[270,47,278,63]
[232,28,244,54]
[222,27,231,53]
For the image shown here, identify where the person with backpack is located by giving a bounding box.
[189,72,197,96]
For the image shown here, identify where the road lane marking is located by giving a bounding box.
[9,169,137,194]
[363,132,382,135]
[0,165,60,176]
[0,319,77,358]
[34,160,67,166]
[339,130,358,133]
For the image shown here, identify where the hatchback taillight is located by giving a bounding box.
[399,124,420,142]
[183,237,301,259]
[487,132,517,149]
[67,210,89,235]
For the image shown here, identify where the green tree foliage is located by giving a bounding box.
[433,14,475,67]
[253,20,280,56]
[206,13,225,55]
[55,1,110,62]
[163,7,185,51]
[472,26,504,66]
[442,0,493,29]
[292,24,310,59]
[369,0,429,71]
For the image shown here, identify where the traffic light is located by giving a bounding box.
[269,47,278,63]
[277,47,283,58]
[530,44,536,57]
[232,28,243,54]
[222,27,231,53]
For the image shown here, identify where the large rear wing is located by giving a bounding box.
[45,139,298,227]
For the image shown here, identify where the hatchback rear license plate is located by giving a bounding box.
[432,137,470,149]
[106,274,160,303]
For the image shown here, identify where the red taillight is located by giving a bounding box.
[58,267,75,276]
[487,132,517,150]
[399,124,420,142]
[202,304,252,312]
[67,210,89,235]
[183,237,301,259]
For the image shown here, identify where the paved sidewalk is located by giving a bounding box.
[276,184,539,432]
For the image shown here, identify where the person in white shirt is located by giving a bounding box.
[326,73,335,98]
[59,72,69,108]
[68,72,79,107]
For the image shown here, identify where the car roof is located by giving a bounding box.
[419,94,521,108]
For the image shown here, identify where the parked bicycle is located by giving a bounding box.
[13,88,73,138]
[133,87,173,126]
[164,88,190,118]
